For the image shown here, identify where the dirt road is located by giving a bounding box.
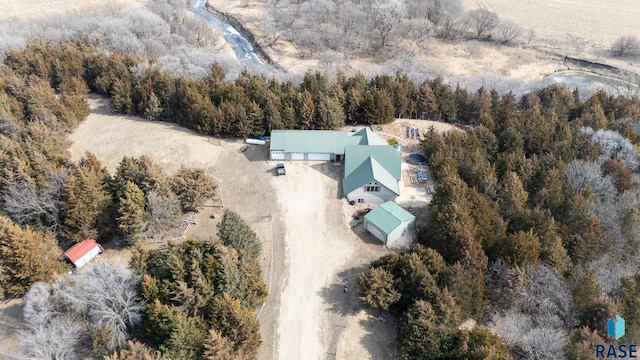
[271,161,396,359]
[271,162,352,359]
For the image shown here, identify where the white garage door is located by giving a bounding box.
[271,151,285,160]
[291,152,305,160]
[366,222,386,243]
[307,153,331,161]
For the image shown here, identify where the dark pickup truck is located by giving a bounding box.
[276,163,286,176]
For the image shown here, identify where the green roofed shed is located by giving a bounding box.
[364,201,415,247]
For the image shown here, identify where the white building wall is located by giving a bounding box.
[270,151,285,160]
[73,246,102,268]
[347,181,398,205]
[386,219,415,247]
[363,219,387,244]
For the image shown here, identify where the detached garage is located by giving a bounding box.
[363,201,415,247]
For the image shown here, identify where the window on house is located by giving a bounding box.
[357,199,365,203]
[365,185,380,192]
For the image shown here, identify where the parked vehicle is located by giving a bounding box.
[276,163,286,175]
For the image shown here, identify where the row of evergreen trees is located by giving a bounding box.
[360,78,640,357]
[3,40,527,140]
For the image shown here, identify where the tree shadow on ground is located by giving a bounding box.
[320,265,370,317]
[240,143,270,162]
[318,266,399,359]
[354,311,399,360]
[350,222,386,246]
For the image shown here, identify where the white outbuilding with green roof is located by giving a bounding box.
[363,201,415,247]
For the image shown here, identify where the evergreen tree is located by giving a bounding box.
[63,152,113,242]
[217,211,261,260]
[357,267,400,311]
[206,293,261,359]
[204,329,242,360]
[171,166,217,211]
[0,221,67,295]
[117,181,150,245]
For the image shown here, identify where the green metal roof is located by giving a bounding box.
[270,130,350,154]
[269,128,387,154]
[352,128,388,146]
[343,145,401,195]
[364,201,415,234]
[343,157,400,195]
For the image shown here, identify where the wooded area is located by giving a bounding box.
[2,39,640,358]
[359,81,640,358]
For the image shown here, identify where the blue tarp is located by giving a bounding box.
[417,170,427,182]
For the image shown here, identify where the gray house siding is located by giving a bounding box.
[346,181,397,205]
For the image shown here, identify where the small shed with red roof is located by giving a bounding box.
[64,239,103,268]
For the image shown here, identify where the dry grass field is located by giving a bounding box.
[463,0,640,51]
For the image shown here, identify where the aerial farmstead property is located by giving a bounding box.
[270,128,401,204]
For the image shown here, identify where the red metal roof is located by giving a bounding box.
[64,239,102,264]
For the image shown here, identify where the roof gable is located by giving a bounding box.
[344,145,401,180]
[352,128,388,146]
[343,157,400,195]
[365,201,415,234]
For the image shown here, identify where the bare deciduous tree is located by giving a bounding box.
[581,127,640,171]
[496,19,523,45]
[368,0,405,51]
[611,35,640,58]
[565,159,614,196]
[43,261,145,353]
[144,190,181,237]
[3,168,68,231]
[466,8,499,39]
[526,27,536,44]
[518,264,571,328]
[19,315,82,360]
[440,13,468,40]
[521,327,568,359]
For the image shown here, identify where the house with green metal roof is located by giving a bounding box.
[269,128,402,204]
[363,201,415,247]
[343,145,401,204]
